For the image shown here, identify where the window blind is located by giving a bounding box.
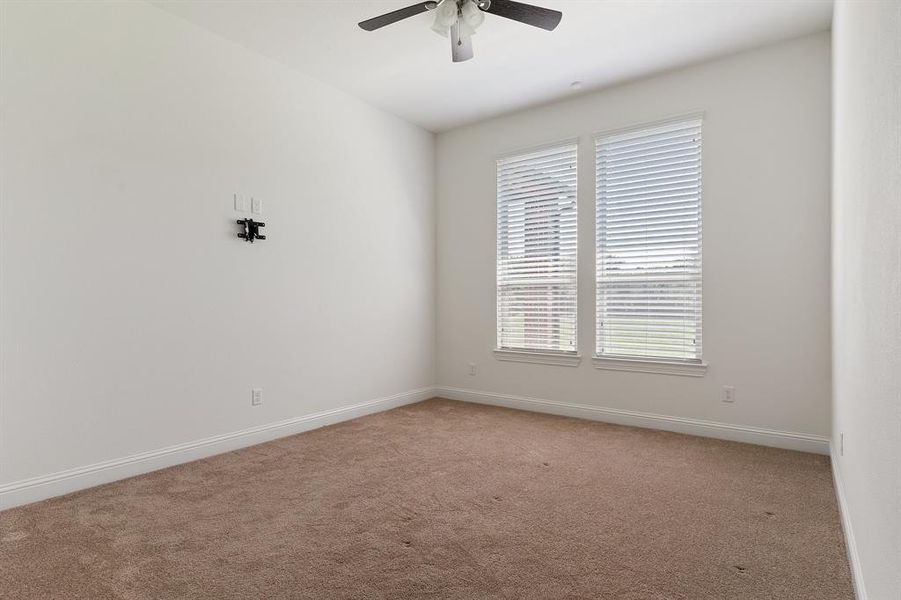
[497,142,578,354]
[595,118,702,362]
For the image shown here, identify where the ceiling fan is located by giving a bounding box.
[358,0,562,63]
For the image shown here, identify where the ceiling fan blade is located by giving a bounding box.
[481,0,562,31]
[358,2,434,31]
[450,22,474,62]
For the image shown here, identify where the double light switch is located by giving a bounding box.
[234,193,263,215]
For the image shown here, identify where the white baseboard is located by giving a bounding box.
[830,444,867,600]
[436,386,830,455]
[1,385,833,511]
[0,386,435,511]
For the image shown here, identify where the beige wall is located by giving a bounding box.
[831,1,901,597]
[436,33,832,439]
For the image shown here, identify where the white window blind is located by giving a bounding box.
[497,142,578,354]
[595,117,702,362]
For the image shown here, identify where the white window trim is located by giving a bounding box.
[494,349,582,367]
[592,355,707,377]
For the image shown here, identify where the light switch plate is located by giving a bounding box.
[722,385,735,403]
[234,193,248,212]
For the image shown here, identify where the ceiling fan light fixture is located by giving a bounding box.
[431,0,459,36]
[432,0,485,38]
[460,0,485,35]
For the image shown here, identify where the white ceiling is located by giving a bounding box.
[150,0,832,132]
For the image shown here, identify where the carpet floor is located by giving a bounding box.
[1,399,853,599]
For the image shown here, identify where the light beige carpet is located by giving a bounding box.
[0,399,852,599]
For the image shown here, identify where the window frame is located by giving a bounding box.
[494,138,581,365]
[593,115,707,377]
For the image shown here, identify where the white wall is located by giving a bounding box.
[436,33,832,439]
[0,0,435,495]
[831,1,901,597]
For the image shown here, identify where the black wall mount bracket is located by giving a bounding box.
[237,218,266,243]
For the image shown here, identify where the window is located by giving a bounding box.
[496,142,578,357]
[595,117,703,366]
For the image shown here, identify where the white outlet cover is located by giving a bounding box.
[251,197,262,215]
[252,388,263,406]
[234,193,248,212]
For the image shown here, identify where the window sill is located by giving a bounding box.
[592,355,708,377]
[494,349,582,367]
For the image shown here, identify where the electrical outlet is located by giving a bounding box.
[468,362,477,376]
[251,197,262,215]
[251,388,263,406]
[234,193,248,212]
[722,385,735,403]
